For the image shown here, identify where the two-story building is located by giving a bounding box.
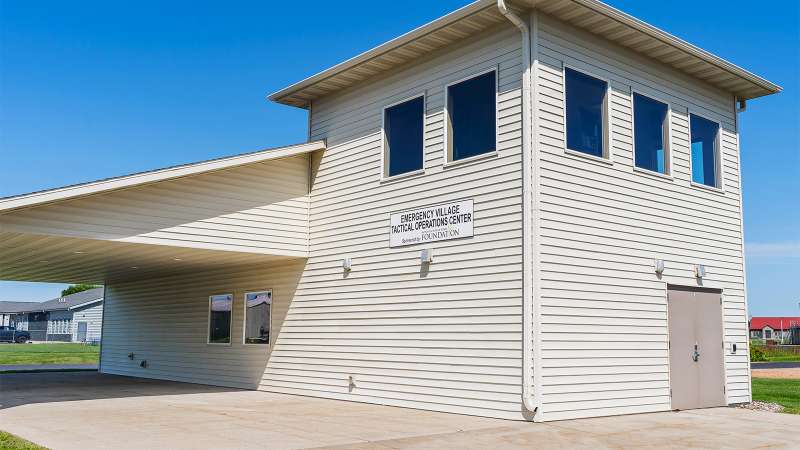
[0,0,780,421]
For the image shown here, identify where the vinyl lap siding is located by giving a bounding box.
[534,15,749,421]
[257,25,526,420]
[0,155,310,257]
[100,261,304,389]
[71,302,103,342]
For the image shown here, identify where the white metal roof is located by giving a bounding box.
[269,0,781,108]
[0,140,325,213]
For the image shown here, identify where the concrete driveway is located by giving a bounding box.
[1,372,797,450]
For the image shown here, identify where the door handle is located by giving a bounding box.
[692,343,700,362]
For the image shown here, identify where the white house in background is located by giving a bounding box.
[0,0,780,421]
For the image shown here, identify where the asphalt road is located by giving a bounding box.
[751,361,800,369]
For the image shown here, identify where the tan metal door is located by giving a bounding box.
[667,287,727,410]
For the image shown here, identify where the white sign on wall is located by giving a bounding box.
[389,199,474,247]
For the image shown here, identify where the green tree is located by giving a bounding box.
[61,284,100,296]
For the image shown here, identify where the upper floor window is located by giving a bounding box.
[565,67,608,158]
[690,113,721,188]
[383,96,425,178]
[446,70,496,162]
[633,93,670,174]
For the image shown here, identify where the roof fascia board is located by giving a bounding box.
[567,0,781,97]
[68,298,103,310]
[269,0,780,105]
[0,140,325,213]
[267,0,497,106]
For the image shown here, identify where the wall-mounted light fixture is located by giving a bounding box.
[342,257,352,272]
[654,259,665,275]
[694,264,706,279]
[420,248,433,264]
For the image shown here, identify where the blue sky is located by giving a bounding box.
[0,1,797,315]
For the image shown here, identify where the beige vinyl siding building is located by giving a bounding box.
[0,0,780,422]
[262,25,526,419]
[533,14,750,420]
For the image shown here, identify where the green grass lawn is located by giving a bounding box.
[752,378,800,414]
[0,343,99,365]
[763,354,800,362]
[0,431,48,450]
[750,343,800,362]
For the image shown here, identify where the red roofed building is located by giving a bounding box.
[749,317,800,342]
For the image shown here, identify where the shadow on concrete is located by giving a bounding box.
[0,371,242,410]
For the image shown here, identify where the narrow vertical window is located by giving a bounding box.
[447,71,496,162]
[565,67,608,158]
[384,96,424,177]
[244,290,271,345]
[690,114,720,188]
[633,93,670,174]
[208,294,232,344]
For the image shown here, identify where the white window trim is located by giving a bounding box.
[562,64,612,162]
[687,111,724,192]
[630,89,674,179]
[443,66,499,166]
[380,93,427,182]
[242,289,273,346]
[207,293,233,346]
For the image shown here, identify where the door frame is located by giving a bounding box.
[665,284,728,410]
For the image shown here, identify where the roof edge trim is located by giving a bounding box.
[571,0,781,97]
[269,0,781,107]
[0,140,325,213]
[267,0,497,106]
[68,297,104,310]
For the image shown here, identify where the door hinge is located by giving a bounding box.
[669,388,672,397]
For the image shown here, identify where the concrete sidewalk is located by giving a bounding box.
[1,372,798,450]
[0,363,97,372]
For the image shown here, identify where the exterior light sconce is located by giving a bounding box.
[694,264,706,279]
[420,248,433,264]
[654,259,665,275]
[342,257,352,272]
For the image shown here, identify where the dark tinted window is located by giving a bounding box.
[447,71,496,161]
[208,294,232,344]
[690,114,719,187]
[385,96,424,177]
[633,93,669,174]
[565,68,607,157]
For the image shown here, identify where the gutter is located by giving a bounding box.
[497,0,539,420]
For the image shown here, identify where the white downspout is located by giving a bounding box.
[497,0,538,419]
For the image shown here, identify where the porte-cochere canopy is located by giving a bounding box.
[0,141,324,284]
